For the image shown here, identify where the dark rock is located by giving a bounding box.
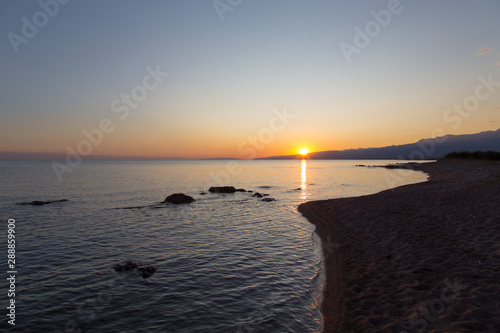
[209,186,237,193]
[138,266,157,278]
[17,199,69,206]
[252,193,263,198]
[114,261,140,272]
[262,198,276,202]
[294,188,301,190]
[164,193,195,204]
[262,194,269,197]
[114,261,157,278]
[199,192,207,195]
[235,188,246,192]
[258,186,272,189]
[247,190,253,193]
[54,199,68,203]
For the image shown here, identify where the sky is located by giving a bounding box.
[1,0,499,159]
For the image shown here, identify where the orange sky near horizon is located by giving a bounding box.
[6,120,498,159]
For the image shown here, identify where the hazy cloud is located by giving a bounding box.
[475,47,492,56]
[495,62,500,66]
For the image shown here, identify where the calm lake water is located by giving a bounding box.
[0,159,427,332]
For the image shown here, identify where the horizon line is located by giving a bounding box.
[1,127,498,161]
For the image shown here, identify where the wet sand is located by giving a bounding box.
[299,159,500,332]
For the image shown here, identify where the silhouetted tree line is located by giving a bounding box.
[444,151,500,161]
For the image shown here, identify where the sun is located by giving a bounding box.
[298,148,310,156]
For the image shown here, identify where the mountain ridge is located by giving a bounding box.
[261,128,500,160]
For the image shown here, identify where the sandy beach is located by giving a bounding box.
[299,159,500,332]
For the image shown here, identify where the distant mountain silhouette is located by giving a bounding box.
[262,128,500,160]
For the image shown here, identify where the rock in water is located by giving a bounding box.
[29,201,46,206]
[114,261,140,272]
[164,193,195,204]
[208,186,237,193]
[138,266,157,278]
[17,199,69,206]
[252,193,263,198]
[114,261,157,278]
[262,198,276,202]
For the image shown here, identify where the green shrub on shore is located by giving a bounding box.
[444,151,500,161]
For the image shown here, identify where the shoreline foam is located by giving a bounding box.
[299,159,500,332]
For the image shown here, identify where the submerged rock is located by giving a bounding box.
[17,199,69,206]
[138,266,157,279]
[209,186,237,193]
[252,193,263,198]
[262,198,276,202]
[164,193,195,204]
[114,261,157,278]
[114,261,140,272]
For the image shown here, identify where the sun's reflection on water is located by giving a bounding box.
[301,159,307,202]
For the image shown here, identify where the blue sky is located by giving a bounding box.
[1,0,499,158]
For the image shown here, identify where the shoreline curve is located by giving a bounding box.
[299,159,500,332]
